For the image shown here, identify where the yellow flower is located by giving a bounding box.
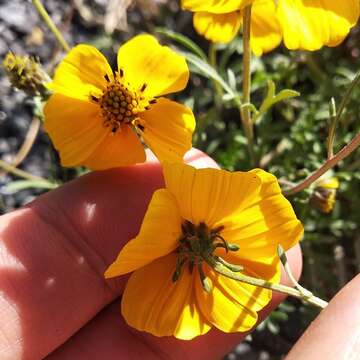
[105,163,303,339]
[183,0,360,55]
[44,35,195,170]
[310,177,339,214]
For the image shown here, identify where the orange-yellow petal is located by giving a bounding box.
[48,44,113,101]
[82,125,145,170]
[117,34,189,98]
[182,0,253,14]
[163,163,264,227]
[196,267,261,333]
[104,189,181,278]
[139,98,195,163]
[121,253,211,339]
[44,94,107,167]
[196,256,282,333]
[277,0,360,50]
[217,169,303,264]
[193,11,242,43]
[251,0,282,55]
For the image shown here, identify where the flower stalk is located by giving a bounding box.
[32,0,70,52]
[209,259,328,309]
[240,5,256,166]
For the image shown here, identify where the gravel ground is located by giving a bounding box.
[0,0,67,212]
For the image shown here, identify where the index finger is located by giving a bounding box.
[0,149,217,360]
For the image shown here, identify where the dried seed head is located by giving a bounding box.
[2,52,49,97]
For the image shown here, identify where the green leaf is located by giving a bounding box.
[254,80,300,122]
[227,68,237,91]
[155,28,208,61]
[182,52,236,98]
[3,179,58,194]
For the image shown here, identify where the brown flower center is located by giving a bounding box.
[90,70,157,134]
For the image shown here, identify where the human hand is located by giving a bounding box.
[0,149,301,360]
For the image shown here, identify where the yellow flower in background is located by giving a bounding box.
[182,0,360,56]
[44,34,195,170]
[105,163,303,339]
[310,177,339,214]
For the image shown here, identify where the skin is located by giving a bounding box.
[0,149,304,360]
[286,272,360,360]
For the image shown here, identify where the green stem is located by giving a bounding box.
[327,71,360,159]
[211,261,328,309]
[209,44,223,109]
[0,159,49,182]
[284,131,360,196]
[327,97,337,159]
[240,5,256,166]
[32,0,70,52]
[335,71,360,128]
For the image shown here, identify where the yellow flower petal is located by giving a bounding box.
[193,11,242,43]
[277,0,360,50]
[48,44,113,101]
[121,253,212,339]
[82,125,146,170]
[316,177,339,189]
[44,94,107,167]
[163,163,264,227]
[218,169,303,264]
[196,268,260,333]
[251,0,282,56]
[117,34,189,98]
[182,0,253,14]
[104,189,182,278]
[139,98,195,163]
[196,257,281,332]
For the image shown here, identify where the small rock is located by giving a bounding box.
[0,1,37,34]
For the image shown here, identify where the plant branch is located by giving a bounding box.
[284,132,360,196]
[327,71,360,159]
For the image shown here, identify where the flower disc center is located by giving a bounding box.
[90,70,157,134]
[98,82,139,133]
